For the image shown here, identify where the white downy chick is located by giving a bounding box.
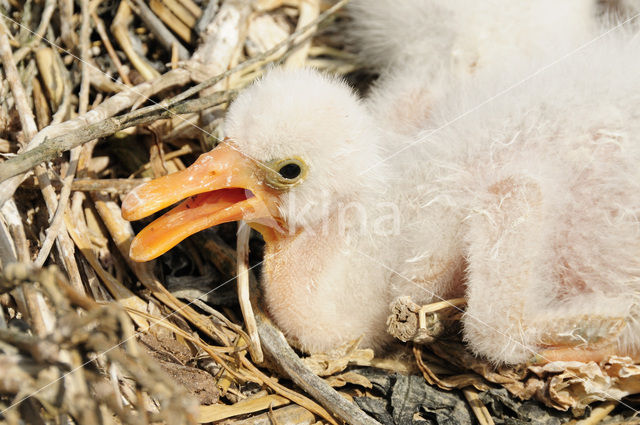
[123,2,640,364]
[389,31,640,364]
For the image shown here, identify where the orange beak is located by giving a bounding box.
[122,143,280,262]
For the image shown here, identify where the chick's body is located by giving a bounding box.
[387,36,640,363]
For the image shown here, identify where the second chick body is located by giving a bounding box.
[388,35,640,363]
[348,0,640,364]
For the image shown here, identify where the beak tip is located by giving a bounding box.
[129,236,154,262]
[121,185,148,221]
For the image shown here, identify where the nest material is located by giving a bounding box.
[0,263,199,424]
[0,0,639,424]
[0,0,369,423]
[388,296,640,416]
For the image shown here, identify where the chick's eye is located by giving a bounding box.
[264,157,308,189]
[278,163,301,179]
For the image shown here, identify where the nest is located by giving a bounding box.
[0,0,639,424]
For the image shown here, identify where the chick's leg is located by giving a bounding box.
[462,175,550,364]
[531,306,630,364]
[462,175,632,364]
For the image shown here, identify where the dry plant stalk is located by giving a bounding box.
[0,263,199,424]
[462,387,495,425]
[253,310,380,425]
[284,0,320,67]
[111,1,160,81]
[219,404,316,425]
[198,394,290,423]
[237,221,263,363]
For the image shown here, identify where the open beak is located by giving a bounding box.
[122,143,279,262]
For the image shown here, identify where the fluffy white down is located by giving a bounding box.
[221,2,640,363]
[348,0,595,74]
[350,0,605,142]
[225,68,389,231]
[391,32,640,363]
[225,69,396,352]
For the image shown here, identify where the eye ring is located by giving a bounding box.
[264,157,308,189]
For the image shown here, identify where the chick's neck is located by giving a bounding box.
[257,205,394,353]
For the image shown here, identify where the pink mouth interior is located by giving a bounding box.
[129,188,256,261]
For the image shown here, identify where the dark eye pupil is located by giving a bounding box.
[278,163,301,179]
